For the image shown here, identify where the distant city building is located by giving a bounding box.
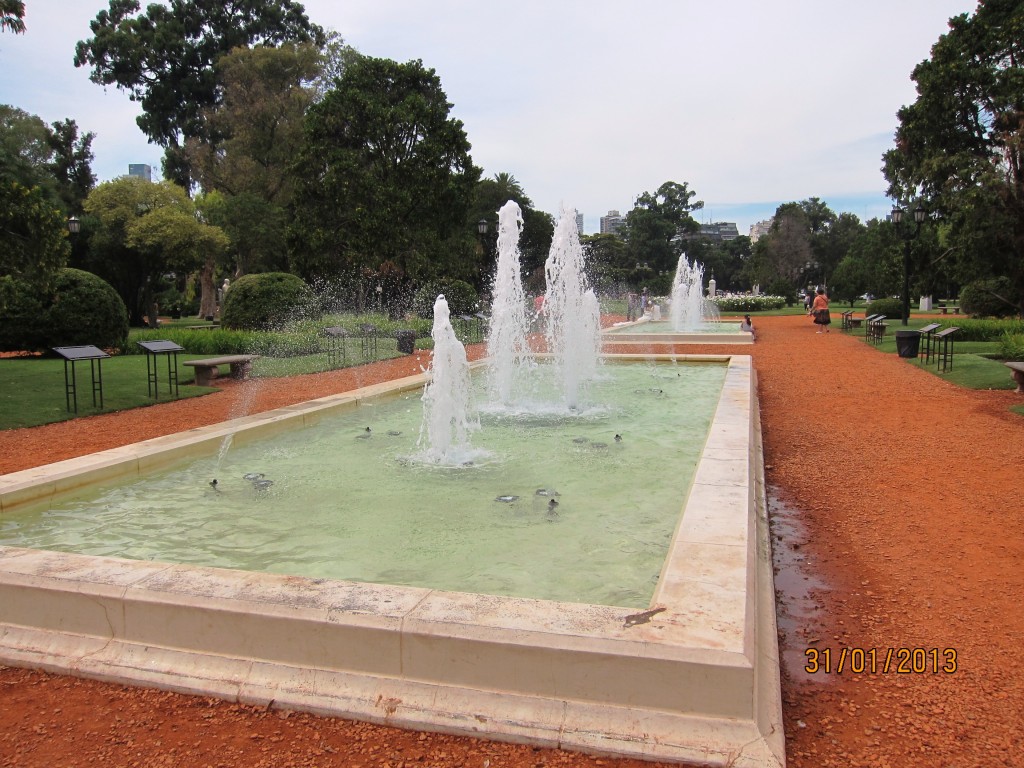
[128,164,152,182]
[679,222,740,244]
[600,209,624,236]
[749,219,772,242]
[575,211,584,234]
[699,222,739,242]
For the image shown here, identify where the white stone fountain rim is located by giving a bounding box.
[0,354,783,767]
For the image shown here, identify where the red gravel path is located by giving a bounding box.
[2,314,1023,767]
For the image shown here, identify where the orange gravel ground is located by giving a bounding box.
[2,314,1023,768]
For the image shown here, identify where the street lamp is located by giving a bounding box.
[67,216,80,235]
[891,203,927,326]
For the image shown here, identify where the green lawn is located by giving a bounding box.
[843,320,1020,392]
[0,354,218,430]
[0,333,434,430]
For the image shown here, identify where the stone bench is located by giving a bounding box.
[183,355,258,386]
[1006,362,1024,393]
[937,306,960,315]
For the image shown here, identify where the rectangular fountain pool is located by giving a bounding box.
[0,354,784,767]
[0,362,726,609]
[604,319,753,345]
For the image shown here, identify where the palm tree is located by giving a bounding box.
[492,172,531,208]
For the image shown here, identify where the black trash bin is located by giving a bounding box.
[396,329,417,354]
[895,330,921,358]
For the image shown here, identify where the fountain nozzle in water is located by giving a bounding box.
[544,205,601,409]
[418,294,476,465]
[670,254,719,331]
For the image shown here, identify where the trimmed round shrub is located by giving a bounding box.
[866,297,903,318]
[412,279,479,318]
[765,280,798,306]
[220,272,318,330]
[959,277,1019,318]
[0,268,128,352]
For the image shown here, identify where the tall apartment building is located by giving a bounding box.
[600,210,624,235]
[698,222,739,242]
[748,219,772,242]
[128,164,152,182]
[575,211,584,234]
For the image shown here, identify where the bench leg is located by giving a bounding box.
[229,361,253,380]
[193,367,217,386]
[1011,369,1024,394]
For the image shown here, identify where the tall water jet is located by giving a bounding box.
[544,205,601,408]
[670,253,717,331]
[418,295,474,464]
[486,201,532,405]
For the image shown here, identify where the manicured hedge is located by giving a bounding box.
[0,268,128,352]
[220,272,319,330]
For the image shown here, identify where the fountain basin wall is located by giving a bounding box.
[604,319,753,346]
[0,355,783,767]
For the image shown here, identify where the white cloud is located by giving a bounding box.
[2,0,977,233]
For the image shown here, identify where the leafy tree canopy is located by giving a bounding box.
[1,105,97,212]
[619,181,703,274]
[1,0,25,34]
[83,176,228,323]
[472,173,553,284]
[0,181,70,301]
[290,55,478,285]
[186,42,323,203]
[883,0,1024,314]
[74,0,324,185]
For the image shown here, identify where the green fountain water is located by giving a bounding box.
[0,361,725,608]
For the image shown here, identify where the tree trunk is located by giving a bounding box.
[143,282,159,329]
[198,255,218,319]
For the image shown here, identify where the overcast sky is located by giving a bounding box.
[2,0,978,234]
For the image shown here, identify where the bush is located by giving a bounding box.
[766,280,798,306]
[944,317,1024,342]
[712,294,787,312]
[220,272,318,330]
[866,297,904,319]
[959,277,1019,318]
[412,279,479,318]
[0,268,128,352]
[999,332,1024,360]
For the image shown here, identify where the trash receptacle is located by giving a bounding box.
[895,330,921,358]
[396,329,416,354]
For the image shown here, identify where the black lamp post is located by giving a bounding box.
[67,216,81,235]
[891,203,927,326]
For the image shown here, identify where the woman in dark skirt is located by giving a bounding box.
[810,287,831,333]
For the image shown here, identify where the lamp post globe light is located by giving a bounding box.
[891,203,927,326]
[67,216,81,235]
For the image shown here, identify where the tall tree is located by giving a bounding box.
[884,0,1024,315]
[0,0,25,34]
[1,181,69,307]
[46,118,96,212]
[83,176,228,325]
[186,42,325,283]
[74,0,324,187]
[0,106,95,212]
[0,105,52,189]
[619,181,703,275]
[471,173,553,290]
[290,56,478,293]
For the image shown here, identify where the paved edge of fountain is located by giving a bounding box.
[602,318,754,346]
[0,356,785,767]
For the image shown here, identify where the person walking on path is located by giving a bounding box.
[810,287,831,333]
